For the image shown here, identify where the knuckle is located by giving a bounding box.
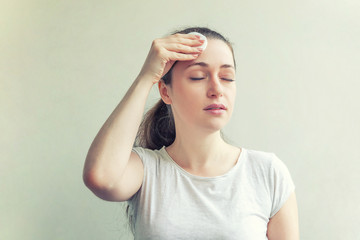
[175,43,183,50]
[152,38,161,47]
[159,48,169,57]
[152,39,164,54]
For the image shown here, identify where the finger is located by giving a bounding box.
[168,52,200,62]
[170,33,201,40]
[166,33,205,47]
[160,38,204,50]
[165,43,203,54]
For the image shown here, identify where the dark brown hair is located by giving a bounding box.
[134,26,236,150]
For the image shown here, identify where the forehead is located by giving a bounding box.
[174,39,235,71]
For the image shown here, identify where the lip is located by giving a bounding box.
[203,103,227,111]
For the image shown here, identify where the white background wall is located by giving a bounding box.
[1,0,359,239]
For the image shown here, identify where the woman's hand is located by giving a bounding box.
[138,33,205,84]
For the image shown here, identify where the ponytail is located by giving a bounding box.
[135,99,175,150]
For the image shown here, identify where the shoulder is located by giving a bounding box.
[244,148,288,171]
[132,146,162,161]
[243,148,276,171]
[243,148,296,216]
[245,148,274,162]
[242,148,294,186]
[132,146,160,158]
[132,146,168,170]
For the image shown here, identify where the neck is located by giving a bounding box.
[166,127,230,171]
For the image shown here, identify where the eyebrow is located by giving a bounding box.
[185,62,235,69]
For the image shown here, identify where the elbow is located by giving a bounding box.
[83,165,123,201]
[83,155,110,191]
[83,169,103,195]
[83,170,111,200]
[83,168,110,191]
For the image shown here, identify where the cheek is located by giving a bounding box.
[172,80,201,101]
[227,86,237,112]
[170,83,204,116]
[227,85,237,99]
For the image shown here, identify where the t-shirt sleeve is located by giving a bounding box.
[126,147,152,220]
[126,147,146,201]
[132,146,146,165]
[131,146,158,172]
[129,146,158,196]
[269,153,296,218]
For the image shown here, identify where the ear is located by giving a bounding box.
[158,80,172,105]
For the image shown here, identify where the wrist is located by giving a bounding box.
[134,73,157,89]
[135,72,160,86]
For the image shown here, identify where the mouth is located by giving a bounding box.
[204,104,227,111]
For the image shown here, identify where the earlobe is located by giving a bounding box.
[158,81,172,105]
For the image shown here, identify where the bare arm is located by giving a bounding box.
[267,192,300,240]
[82,34,204,201]
[83,77,152,201]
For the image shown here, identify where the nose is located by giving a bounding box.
[207,76,223,98]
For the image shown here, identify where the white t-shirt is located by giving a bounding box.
[127,146,295,240]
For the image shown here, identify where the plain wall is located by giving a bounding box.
[1,0,359,239]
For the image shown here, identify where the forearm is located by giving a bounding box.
[83,75,153,187]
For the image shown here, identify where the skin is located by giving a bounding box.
[163,39,236,133]
[83,33,299,239]
[160,38,299,239]
[159,39,240,174]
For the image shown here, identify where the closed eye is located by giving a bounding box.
[190,77,235,82]
[222,78,235,82]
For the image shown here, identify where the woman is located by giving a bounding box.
[83,27,299,239]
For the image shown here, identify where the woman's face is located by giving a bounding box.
[161,39,236,133]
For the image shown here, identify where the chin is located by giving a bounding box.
[201,119,229,133]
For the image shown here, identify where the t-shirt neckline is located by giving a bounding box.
[159,146,246,181]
